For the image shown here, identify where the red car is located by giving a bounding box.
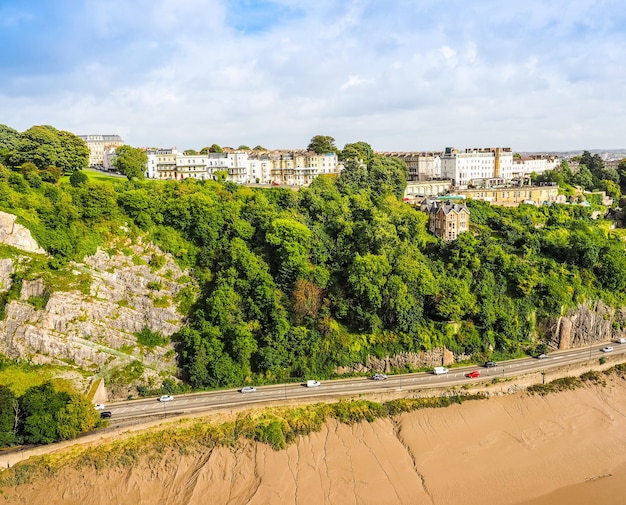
[466,370,480,378]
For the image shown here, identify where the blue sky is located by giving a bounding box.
[1,0,624,152]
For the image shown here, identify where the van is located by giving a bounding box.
[615,338,626,344]
[306,380,321,388]
[433,367,449,375]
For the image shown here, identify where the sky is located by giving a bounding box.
[1,0,624,152]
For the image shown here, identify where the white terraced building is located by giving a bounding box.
[144,149,341,186]
[441,147,514,188]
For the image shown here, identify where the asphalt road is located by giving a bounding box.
[104,342,626,422]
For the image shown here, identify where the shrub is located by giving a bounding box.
[136,326,168,348]
[69,170,88,187]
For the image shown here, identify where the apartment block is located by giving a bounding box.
[441,147,513,187]
[78,134,124,167]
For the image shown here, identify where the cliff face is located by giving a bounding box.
[0,213,194,396]
[547,301,626,349]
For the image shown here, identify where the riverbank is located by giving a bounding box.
[1,365,625,504]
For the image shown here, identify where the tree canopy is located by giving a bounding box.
[113,145,148,180]
[307,135,338,155]
[0,124,88,173]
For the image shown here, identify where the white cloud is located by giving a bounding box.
[0,0,625,151]
[340,75,370,90]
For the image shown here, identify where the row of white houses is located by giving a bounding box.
[81,134,560,188]
[142,148,341,186]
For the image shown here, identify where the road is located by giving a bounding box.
[105,342,625,422]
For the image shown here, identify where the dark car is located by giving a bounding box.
[100,411,112,419]
[484,361,497,368]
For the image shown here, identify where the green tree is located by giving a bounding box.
[252,145,267,151]
[307,135,338,154]
[340,141,374,164]
[266,217,312,290]
[69,170,88,187]
[57,130,89,172]
[368,155,408,200]
[11,125,61,170]
[55,394,100,440]
[19,382,69,444]
[617,158,626,192]
[348,253,392,329]
[0,124,20,165]
[209,144,223,153]
[599,179,620,202]
[572,165,594,190]
[597,242,626,291]
[113,145,148,180]
[0,385,18,447]
[237,145,251,150]
[336,158,369,194]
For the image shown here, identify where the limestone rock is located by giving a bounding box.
[0,258,13,292]
[547,300,626,349]
[0,212,47,254]
[0,242,196,398]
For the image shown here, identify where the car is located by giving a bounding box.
[600,346,614,353]
[484,361,497,368]
[158,395,174,402]
[372,373,388,381]
[537,353,548,359]
[306,380,321,388]
[466,370,481,378]
[100,411,112,419]
[240,386,257,393]
[615,338,626,344]
[433,366,449,375]
[94,404,106,410]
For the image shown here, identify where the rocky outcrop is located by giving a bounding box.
[0,258,13,291]
[0,211,47,254]
[547,300,626,349]
[0,241,196,396]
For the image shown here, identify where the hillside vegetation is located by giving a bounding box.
[1,151,626,393]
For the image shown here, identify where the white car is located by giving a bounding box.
[240,386,257,393]
[600,346,614,353]
[94,404,105,411]
[372,373,388,381]
[158,395,174,402]
[306,380,321,388]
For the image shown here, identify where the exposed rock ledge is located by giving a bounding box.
[0,237,195,398]
[0,211,47,255]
